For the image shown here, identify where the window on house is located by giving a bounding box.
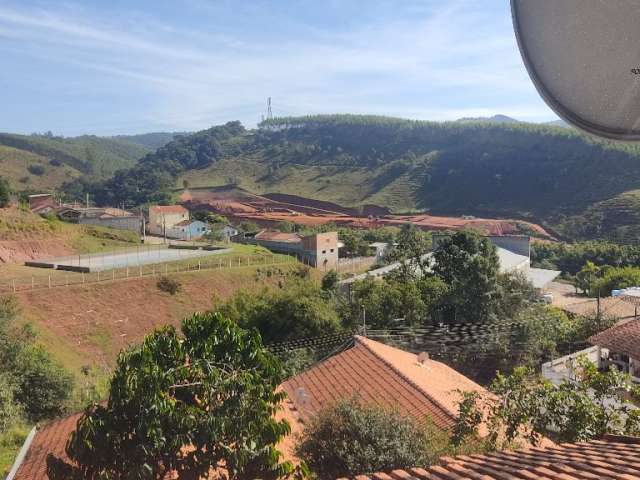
[330,249,334,253]
[322,250,326,254]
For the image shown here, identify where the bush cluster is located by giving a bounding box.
[157,276,182,295]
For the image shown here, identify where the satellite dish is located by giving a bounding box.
[512,0,640,141]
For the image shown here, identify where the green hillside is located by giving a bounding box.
[0,133,149,192]
[111,132,190,151]
[66,115,640,241]
[0,145,82,192]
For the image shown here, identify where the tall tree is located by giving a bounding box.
[0,177,11,208]
[432,231,500,322]
[47,312,296,480]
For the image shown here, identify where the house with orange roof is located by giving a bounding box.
[543,318,640,385]
[8,336,488,479]
[148,205,190,237]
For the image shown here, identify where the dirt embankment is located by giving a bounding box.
[0,207,75,264]
[18,267,288,367]
[0,239,74,264]
[179,188,553,238]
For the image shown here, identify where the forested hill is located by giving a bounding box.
[111,132,191,151]
[0,132,149,192]
[70,115,640,241]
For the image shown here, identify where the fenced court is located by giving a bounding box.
[25,245,232,272]
[1,252,296,293]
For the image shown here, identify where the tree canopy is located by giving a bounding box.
[0,296,73,423]
[47,311,297,480]
[295,398,432,479]
[432,231,500,322]
[454,360,640,449]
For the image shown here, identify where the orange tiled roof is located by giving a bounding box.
[281,336,486,430]
[589,318,640,360]
[12,337,486,479]
[341,436,640,480]
[254,230,302,243]
[150,205,188,214]
[13,412,81,480]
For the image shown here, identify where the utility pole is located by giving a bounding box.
[597,286,601,330]
[361,304,366,337]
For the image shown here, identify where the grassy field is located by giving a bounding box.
[0,423,30,478]
[0,132,149,180]
[0,145,82,191]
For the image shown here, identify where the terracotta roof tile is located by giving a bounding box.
[149,205,188,214]
[281,336,487,430]
[12,337,486,479]
[589,318,640,360]
[12,412,81,480]
[254,230,302,243]
[345,436,640,480]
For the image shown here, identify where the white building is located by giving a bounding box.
[543,319,640,385]
[148,205,189,236]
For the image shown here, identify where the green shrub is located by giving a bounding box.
[27,164,45,176]
[0,177,10,208]
[295,398,430,478]
[592,266,640,296]
[157,276,182,295]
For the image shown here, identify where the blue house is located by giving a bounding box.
[166,220,209,240]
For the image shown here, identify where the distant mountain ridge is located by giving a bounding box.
[456,114,520,124]
[111,132,191,151]
[0,133,149,192]
[61,114,640,243]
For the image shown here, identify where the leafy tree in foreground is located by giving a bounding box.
[295,398,431,479]
[47,311,297,480]
[453,360,640,450]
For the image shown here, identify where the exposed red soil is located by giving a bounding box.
[18,267,280,366]
[0,207,76,264]
[180,189,552,237]
[0,239,74,264]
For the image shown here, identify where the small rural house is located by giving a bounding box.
[220,224,238,239]
[236,230,340,270]
[28,193,56,212]
[148,205,189,236]
[542,318,640,385]
[8,336,489,479]
[165,219,209,241]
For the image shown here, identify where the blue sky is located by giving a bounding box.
[0,0,556,136]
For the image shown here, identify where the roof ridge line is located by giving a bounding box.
[354,336,458,423]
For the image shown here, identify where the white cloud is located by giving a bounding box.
[0,1,555,135]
